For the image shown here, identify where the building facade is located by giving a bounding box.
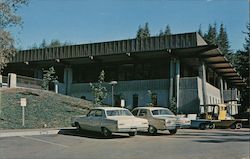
[4,32,245,114]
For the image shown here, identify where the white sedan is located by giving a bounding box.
[71,107,148,137]
[132,107,178,135]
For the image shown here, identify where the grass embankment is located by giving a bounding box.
[0,88,93,129]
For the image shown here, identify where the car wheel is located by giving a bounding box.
[199,123,206,130]
[236,123,242,129]
[148,125,157,135]
[230,123,236,129]
[75,122,81,131]
[128,132,136,137]
[102,127,112,137]
[209,123,215,129]
[169,129,177,135]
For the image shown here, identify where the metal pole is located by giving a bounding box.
[22,106,25,127]
[111,85,114,106]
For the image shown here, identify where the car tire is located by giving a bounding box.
[236,123,242,129]
[209,123,215,129]
[148,125,157,135]
[102,127,112,137]
[128,132,136,137]
[169,129,177,135]
[75,122,81,131]
[199,123,206,130]
[230,123,236,129]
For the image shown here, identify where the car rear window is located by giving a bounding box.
[151,109,174,116]
[106,110,133,116]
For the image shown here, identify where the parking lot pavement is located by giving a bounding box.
[0,128,249,159]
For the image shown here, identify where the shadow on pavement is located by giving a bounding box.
[58,128,130,139]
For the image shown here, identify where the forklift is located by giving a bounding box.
[190,104,247,130]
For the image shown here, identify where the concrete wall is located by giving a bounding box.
[179,77,200,114]
[69,79,170,110]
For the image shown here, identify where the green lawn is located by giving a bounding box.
[0,88,93,129]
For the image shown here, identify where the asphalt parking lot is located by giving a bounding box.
[0,128,249,159]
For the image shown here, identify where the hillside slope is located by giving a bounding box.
[0,88,93,129]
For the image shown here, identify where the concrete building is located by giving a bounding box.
[4,32,246,114]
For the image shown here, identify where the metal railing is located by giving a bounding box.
[16,75,43,89]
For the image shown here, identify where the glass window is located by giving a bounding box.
[95,110,103,117]
[133,94,138,108]
[87,110,96,117]
[132,109,139,116]
[139,109,148,116]
[106,110,133,116]
[151,109,174,116]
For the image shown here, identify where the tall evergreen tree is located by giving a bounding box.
[159,29,164,36]
[164,25,171,35]
[143,22,150,37]
[136,23,150,38]
[204,23,217,45]
[217,23,230,56]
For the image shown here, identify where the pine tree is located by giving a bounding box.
[164,25,171,35]
[204,23,217,45]
[136,23,150,38]
[143,22,150,37]
[217,23,230,57]
[159,29,164,36]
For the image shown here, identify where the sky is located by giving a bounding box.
[12,0,249,51]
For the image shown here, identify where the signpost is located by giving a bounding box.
[20,98,27,127]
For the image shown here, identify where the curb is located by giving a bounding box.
[0,129,60,138]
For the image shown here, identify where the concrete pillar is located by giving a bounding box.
[219,77,224,103]
[0,75,2,87]
[64,67,72,95]
[199,61,208,105]
[224,80,228,90]
[175,59,180,113]
[8,73,16,88]
[169,58,174,104]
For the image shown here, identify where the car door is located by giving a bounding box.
[80,109,96,131]
[138,109,149,120]
[89,109,103,132]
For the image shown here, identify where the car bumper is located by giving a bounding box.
[176,124,191,129]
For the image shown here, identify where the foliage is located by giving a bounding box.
[89,70,107,106]
[198,24,203,37]
[136,22,150,38]
[168,97,177,114]
[146,90,153,106]
[30,39,73,49]
[204,23,217,45]
[0,0,28,73]
[164,25,171,35]
[0,88,90,129]
[229,24,250,112]
[159,25,171,36]
[217,23,231,57]
[42,66,57,90]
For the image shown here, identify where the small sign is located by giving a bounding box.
[121,99,125,107]
[20,98,27,107]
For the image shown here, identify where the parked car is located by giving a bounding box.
[176,115,191,128]
[71,107,148,137]
[132,107,177,135]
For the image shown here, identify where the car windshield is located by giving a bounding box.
[106,110,133,116]
[151,109,174,116]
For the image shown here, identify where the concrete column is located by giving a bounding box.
[169,58,174,104]
[0,75,2,87]
[219,77,224,103]
[199,61,208,105]
[8,73,16,88]
[64,67,72,95]
[224,80,228,90]
[175,59,180,113]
